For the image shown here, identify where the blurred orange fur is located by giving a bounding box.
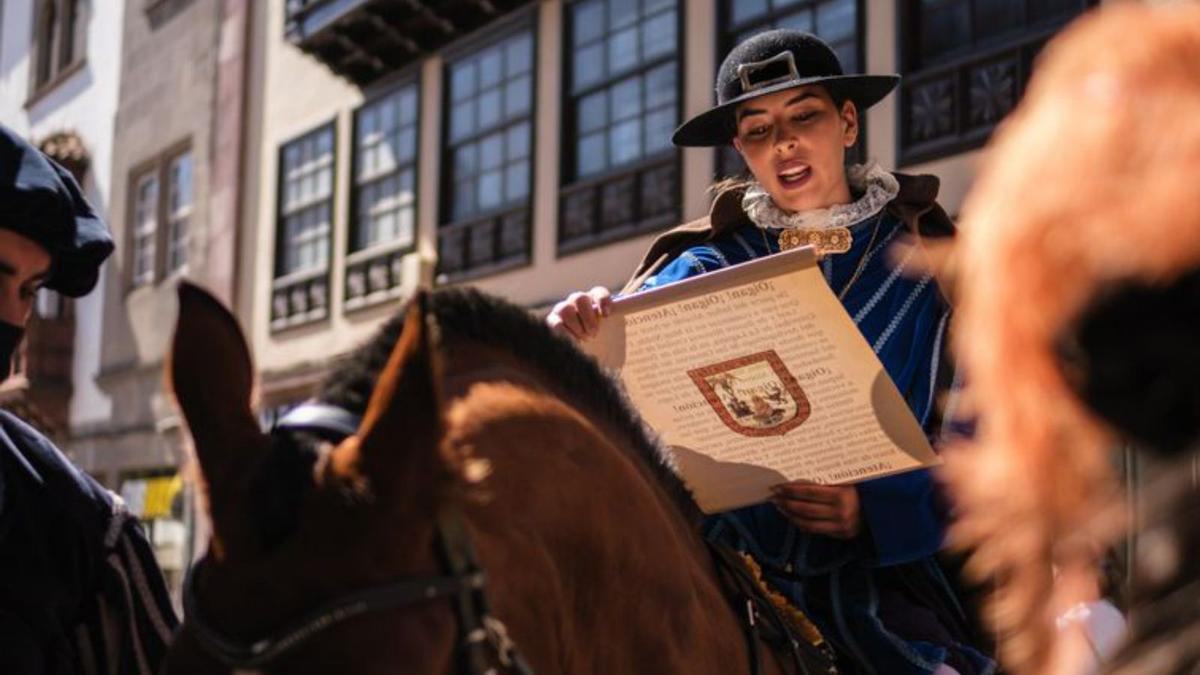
[944,4,1200,673]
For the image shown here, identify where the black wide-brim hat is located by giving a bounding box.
[674,29,899,147]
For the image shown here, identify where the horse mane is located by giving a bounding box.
[315,287,700,523]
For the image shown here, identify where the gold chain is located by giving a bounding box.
[836,212,884,301]
[756,211,886,301]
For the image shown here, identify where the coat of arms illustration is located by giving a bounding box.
[687,350,811,437]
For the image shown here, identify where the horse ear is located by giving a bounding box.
[333,290,446,503]
[168,281,270,557]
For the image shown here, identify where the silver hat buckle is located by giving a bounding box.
[737,51,801,94]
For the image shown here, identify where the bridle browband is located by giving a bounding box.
[182,402,534,674]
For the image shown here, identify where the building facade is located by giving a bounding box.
[0,0,124,444]
[240,0,1095,411]
[60,0,252,601]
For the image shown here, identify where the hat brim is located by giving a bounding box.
[672,74,900,148]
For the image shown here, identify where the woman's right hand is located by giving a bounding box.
[546,286,613,341]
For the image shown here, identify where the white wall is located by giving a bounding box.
[0,0,124,427]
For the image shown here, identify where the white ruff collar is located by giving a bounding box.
[741,162,900,231]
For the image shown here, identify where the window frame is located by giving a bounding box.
[556,0,686,256]
[344,76,422,310]
[28,0,88,105]
[270,119,338,331]
[125,141,192,291]
[435,10,540,283]
[165,150,194,276]
[274,121,337,281]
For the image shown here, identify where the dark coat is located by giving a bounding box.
[0,412,177,674]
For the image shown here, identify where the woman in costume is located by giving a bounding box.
[0,124,177,674]
[547,30,991,675]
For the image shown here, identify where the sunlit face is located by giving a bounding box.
[732,85,858,213]
[0,229,52,326]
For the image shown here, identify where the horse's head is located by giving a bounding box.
[165,282,463,673]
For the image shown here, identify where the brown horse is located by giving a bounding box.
[163,282,834,674]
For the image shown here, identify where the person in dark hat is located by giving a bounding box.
[0,123,177,674]
[548,30,992,674]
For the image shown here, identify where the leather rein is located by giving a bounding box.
[181,403,534,674]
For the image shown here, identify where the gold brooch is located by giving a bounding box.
[777,227,853,256]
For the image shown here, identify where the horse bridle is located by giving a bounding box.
[182,403,535,674]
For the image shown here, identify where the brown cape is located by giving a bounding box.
[620,172,955,296]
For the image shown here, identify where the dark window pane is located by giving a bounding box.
[451,103,475,141]
[574,43,606,90]
[833,40,857,74]
[730,0,769,25]
[506,123,530,161]
[641,10,677,60]
[455,143,477,179]
[610,76,642,121]
[973,0,1023,40]
[608,27,639,74]
[644,63,676,109]
[573,0,606,46]
[478,88,503,129]
[609,0,637,29]
[396,127,415,163]
[480,49,503,88]
[506,34,533,75]
[644,108,675,154]
[609,118,642,165]
[579,91,608,133]
[480,133,504,171]
[1030,0,1084,22]
[454,179,475,220]
[920,2,971,63]
[505,161,529,201]
[816,0,856,43]
[451,62,476,101]
[478,170,504,210]
[399,89,418,124]
[577,132,607,176]
[504,75,532,118]
[775,8,814,32]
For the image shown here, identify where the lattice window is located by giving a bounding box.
[438,25,535,280]
[559,0,681,253]
[353,85,419,252]
[31,0,87,94]
[166,151,192,275]
[566,0,678,181]
[131,172,159,287]
[277,125,334,277]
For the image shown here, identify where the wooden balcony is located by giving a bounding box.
[285,0,535,87]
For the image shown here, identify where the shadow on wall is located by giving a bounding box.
[146,0,196,30]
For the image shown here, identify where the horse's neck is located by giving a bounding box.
[440,353,754,673]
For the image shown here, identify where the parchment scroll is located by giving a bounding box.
[585,246,938,513]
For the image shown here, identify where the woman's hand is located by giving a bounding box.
[770,481,862,539]
[546,286,613,340]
